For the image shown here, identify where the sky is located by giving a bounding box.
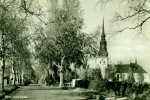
[38,0,150,74]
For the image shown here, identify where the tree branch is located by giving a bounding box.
[20,0,41,16]
[120,9,149,20]
[61,56,65,67]
[52,61,61,68]
[119,16,150,32]
[20,0,48,24]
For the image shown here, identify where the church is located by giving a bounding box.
[87,19,150,83]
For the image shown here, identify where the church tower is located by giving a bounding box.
[99,18,108,57]
[97,18,108,78]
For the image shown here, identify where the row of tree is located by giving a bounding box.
[0,0,38,91]
[0,0,97,88]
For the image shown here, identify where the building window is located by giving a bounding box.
[117,74,119,81]
[104,61,105,64]
[100,61,101,64]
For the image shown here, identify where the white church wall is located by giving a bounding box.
[123,73,128,80]
[133,73,150,83]
[97,57,108,79]
[143,73,150,82]
[133,73,139,82]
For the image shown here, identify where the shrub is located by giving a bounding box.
[88,68,105,92]
[75,80,90,88]
[125,83,150,99]
[61,86,69,90]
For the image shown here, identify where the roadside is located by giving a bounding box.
[0,85,19,100]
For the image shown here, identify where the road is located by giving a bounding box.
[2,84,87,100]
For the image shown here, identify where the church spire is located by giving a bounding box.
[98,18,108,57]
[102,17,105,37]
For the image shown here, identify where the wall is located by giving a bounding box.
[143,73,150,82]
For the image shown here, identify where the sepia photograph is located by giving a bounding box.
[0,0,150,100]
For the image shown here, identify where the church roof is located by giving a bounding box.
[115,64,146,73]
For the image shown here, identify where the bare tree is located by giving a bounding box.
[96,0,150,36]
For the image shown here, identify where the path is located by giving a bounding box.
[2,84,87,100]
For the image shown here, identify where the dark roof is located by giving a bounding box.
[115,64,146,73]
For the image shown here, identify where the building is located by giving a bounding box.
[87,19,150,83]
[115,61,150,82]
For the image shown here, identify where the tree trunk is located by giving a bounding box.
[1,59,5,91]
[18,75,20,85]
[1,29,5,91]
[122,82,127,97]
[53,57,65,87]
[54,68,58,84]
[16,72,19,85]
[14,70,16,86]
[54,74,56,85]
[59,70,64,87]
[21,73,24,85]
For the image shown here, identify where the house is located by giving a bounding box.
[115,62,150,82]
[87,18,150,83]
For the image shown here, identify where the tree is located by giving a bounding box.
[64,68,72,82]
[105,64,116,81]
[35,0,85,87]
[88,68,105,91]
[138,73,144,83]
[0,0,39,89]
[128,62,138,82]
[105,65,122,96]
[96,0,150,36]
[0,2,26,90]
[82,26,101,61]
[76,66,89,80]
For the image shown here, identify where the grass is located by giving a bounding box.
[4,85,18,92]
[0,91,5,98]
